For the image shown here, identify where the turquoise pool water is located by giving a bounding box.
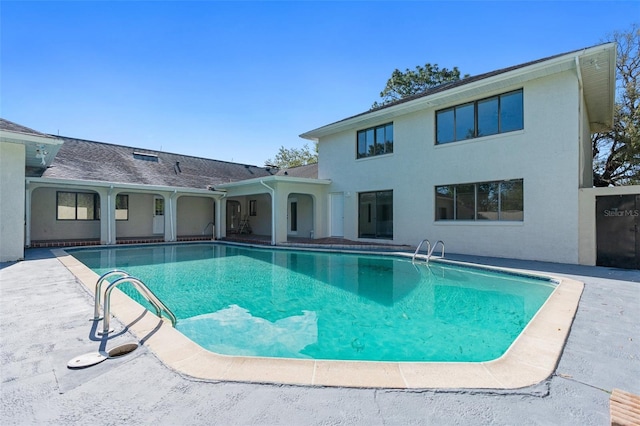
[70,243,556,362]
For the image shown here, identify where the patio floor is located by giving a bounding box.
[1,248,638,425]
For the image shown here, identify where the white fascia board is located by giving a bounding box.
[0,130,64,146]
[216,175,331,189]
[300,47,613,141]
[25,177,226,196]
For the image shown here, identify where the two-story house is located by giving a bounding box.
[299,42,633,265]
[2,42,638,267]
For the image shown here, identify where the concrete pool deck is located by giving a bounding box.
[1,248,638,425]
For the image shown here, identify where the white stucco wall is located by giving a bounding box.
[319,70,585,263]
[176,195,215,236]
[244,193,272,236]
[115,192,156,238]
[30,186,101,241]
[0,142,26,261]
[288,193,314,238]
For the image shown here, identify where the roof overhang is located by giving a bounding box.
[576,43,616,132]
[300,43,616,140]
[216,175,331,190]
[0,129,64,169]
[25,176,227,197]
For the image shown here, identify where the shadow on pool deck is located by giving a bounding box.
[0,247,638,425]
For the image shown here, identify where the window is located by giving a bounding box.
[435,180,523,221]
[357,123,393,159]
[115,194,129,220]
[358,190,393,239]
[57,191,99,220]
[290,201,297,232]
[436,89,523,144]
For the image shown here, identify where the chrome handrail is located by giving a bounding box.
[202,221,215,236]
[93,270,129,320]
[413,239,445,263]
[427,240,445,261]
[101,276,177,335]
[412,239,431,263]
[94,270,177,335]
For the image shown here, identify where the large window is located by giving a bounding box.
[435,180,523,221]
[357,123,393,159]
[436,89,523,144]
[57,191,99,220]
[115,194,129,221]
[358,190,393,239]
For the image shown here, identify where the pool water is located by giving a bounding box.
[70,244,556,362]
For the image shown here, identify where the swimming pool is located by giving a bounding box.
[70,243,555,363]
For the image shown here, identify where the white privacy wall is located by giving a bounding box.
[0,142,26,261]
[319,70,583,263]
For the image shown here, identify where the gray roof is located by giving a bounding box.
[316,43,609,128]
[0,118,57,139]
[32,136,275,189]
[275,163,318,179]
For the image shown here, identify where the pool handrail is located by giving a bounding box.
[412,239,432,263]
[93,270,177,335]
[100,275,177,335]
[202,221,215,236]
[412,239,445,263]
[93,269,129,320]
[429,240,445,261]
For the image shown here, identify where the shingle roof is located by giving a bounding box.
[275,163,318,179]
[33,136,274,189]
[314,44,605,128]
[0,118,57,139]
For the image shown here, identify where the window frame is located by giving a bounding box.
[115,194,129,221]
[435,89,523,145]
[434,179,523,222]
[356,122,394,159]
[358,190,393,239]
[56,191,99,221]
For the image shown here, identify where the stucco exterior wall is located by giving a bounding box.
[30,187,100,241]
[115,192,155,237]
[177,196,215,236]
[319,70,583,263]
[0,142,26,261]
[245,193,272,236]
[288,194,314,238]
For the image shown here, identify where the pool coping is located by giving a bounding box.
[53,246,584,389]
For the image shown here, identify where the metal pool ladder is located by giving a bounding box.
[412,239,445,263]
[93,270,177,335]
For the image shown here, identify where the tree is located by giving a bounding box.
[265,142,318,168]
[592,24,640,186]
[372,63,469,109]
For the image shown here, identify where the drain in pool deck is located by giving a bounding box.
[67,342,139,369]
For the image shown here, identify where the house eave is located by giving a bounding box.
[216,175,331,189]
[1,130,64,169]
[300,43,616,140]
[25,176,226,196]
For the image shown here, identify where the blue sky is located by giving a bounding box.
[2,1,638,166]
